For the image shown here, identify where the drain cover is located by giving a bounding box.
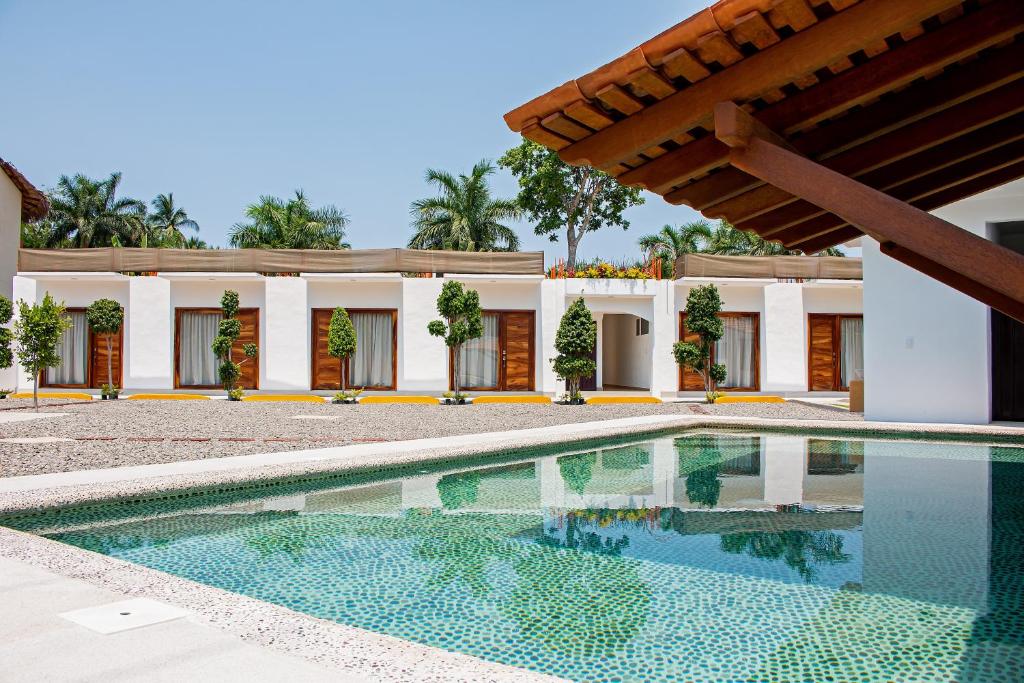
[59,598,190,634]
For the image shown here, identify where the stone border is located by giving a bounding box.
[1,414,1022,681]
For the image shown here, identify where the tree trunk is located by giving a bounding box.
[453,346,460,397]
[106,334,113,390]
[566,234,579,271]
[33,370,39,411]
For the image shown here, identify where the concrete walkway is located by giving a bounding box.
[0,556,344,682]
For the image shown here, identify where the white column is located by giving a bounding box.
[263,277,309,390]
[762,435,806,505]
[539,455,566,509]
[763,283,806,392]
[402,474,443,509]
[127,276,172,390]
[9,276,37,391]
[400,278,446,392]
[539,279,565,394]
[650,280,677,397]
[650,438,678,507]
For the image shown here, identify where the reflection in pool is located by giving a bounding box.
[4,432,1023,682]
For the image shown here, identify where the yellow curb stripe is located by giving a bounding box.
[127,394,211,401]
[587,396,662,404]
[10,392,93,400]
[472,396,552,404]
[714,395,785,403]
[359,396,439,404]
[241,395,327,403]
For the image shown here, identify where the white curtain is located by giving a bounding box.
[840,317,864,387]
[179,311,222,386]
[48,311,87,385]
[458,314,499,388]
[715,315,756,388]
[350,312,394,387]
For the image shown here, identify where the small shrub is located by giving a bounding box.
[86,298,123,391]
[673,284,727,403]
[331,388,363,404]
[14,294,71,410]
[213,290,258,397]
[100,383,120,399]
[428,281,483,398]
[551,298,596,401]
[227,388,245,401]
[441,390,469,405]
[327,308,357,388]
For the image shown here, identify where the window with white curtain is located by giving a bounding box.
[48,310,88,385]
[839,317,864,387]
[714,314,757,389]
[349,311,394,388]
[179,311,222,386]
[458,313,499,388]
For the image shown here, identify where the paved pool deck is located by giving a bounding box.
[1,414,1022,682]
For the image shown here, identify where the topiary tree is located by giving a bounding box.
[327,307,357,388]
[0,295,12,377]
[552,298,596,402]
[674,284,727,403]
[212,290,257,398]
[428,280,483,398]
[86,298,124,396]
[13,294,72,410]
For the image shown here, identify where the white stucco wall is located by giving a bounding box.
[863,179,1024,423]
[264,277,309,390]
[11,276,37,390]
[0,174,21,390]
[128,276,172,389]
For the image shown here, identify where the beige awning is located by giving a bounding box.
[675,254,861,280]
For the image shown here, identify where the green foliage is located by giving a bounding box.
[0,295,12,370]
[637,221,715,276]
[558,452,596,495]
[230,190,349,249]
[44,172,148,247]
[212,289,257,394]
[327,308,357,387]
[409,161,520,252]
[14,294,72,409]
[227,388,245,401]
[148,193,199,248]
[428,281,483,397]
[437,471,481,510]
[332,388,362,404]
[552,298,596,399]
[86,298,124,393]
[498,138,644,268]
[673,284,726,403]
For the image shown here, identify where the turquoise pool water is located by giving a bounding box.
[5,432,1024,682]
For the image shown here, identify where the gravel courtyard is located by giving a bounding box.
[0,398,860,477]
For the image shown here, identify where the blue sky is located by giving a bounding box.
[0,0,712,262]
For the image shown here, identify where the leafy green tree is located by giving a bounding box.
[45,172,147,247]
[148,193,199,247]
[20,220,61,248]
[212,290,257,396]
[408,161,520,252]
[183,236,210,249]
[13,294,71,409]
[327,307,357,388]
[427,281,483,397]
[0,295,13,373]
[230,190,349,249]
[552,298,596,400]
[85,298,124,394]
[674,284,727,403]
[558,451,596,495]
[499,138,644,268]
[638,220,715,276]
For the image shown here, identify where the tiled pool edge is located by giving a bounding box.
[0,527,564,682]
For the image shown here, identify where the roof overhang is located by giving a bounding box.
[1,158,48,222]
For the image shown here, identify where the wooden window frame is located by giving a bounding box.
[174,307,260,390]
[678,311,761,392]
[42,308,124,389]
[449,309,536,392]
[310,308,398,391]
[807,313,863,392]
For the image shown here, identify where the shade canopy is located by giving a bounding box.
[506,0,1024,320]
[1,157,48,221]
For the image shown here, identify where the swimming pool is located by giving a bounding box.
[4,431,1023,682]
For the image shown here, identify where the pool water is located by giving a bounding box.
[5,432,1024,682]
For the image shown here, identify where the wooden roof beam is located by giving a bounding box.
[665,32,1024,209]
[559,0,973,170]
[715,103,1024,321]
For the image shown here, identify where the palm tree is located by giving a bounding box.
[148,193,199,247]
[46,172,147,247]
[230,190,350,249]
[638,220,714,275]
[183,236,210,249]
[409,161,520,252]
[705,220,842,257]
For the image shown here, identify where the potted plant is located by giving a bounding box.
[227,388,245,401]
[327,307,357,390]
[332,388,362,404]
[0,389,10,400]
[427,281,483,402]
[86,298,123,399]
[212,290,258,401]
[100,383,120,400]
[441,390,469,405]
[673,284,727,404]
[552,298,596,405]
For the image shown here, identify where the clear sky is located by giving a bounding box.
[0,0,712,263]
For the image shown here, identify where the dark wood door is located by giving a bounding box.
[502,312,534,391]
[311,309,343,390]
[678,313,705,391]
[90,329,123,388]
[992,310,1024,421]
[808,314,837,391]
[233,309,260,390]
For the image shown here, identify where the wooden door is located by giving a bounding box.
[311,309,343,390]
[90,329,123,388]
[502,312,534,391]
[808,314,837,391]
[233,309,260,390]
[678,313,705,391]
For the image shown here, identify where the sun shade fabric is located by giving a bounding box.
[458,313,500,388]
[349,312,393,388]
[676,255,862,280]
[48,311,87,385]
[179,311,222,386]
[715,315,756,389]
[18,248,545,275]
[840,317,865,386]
